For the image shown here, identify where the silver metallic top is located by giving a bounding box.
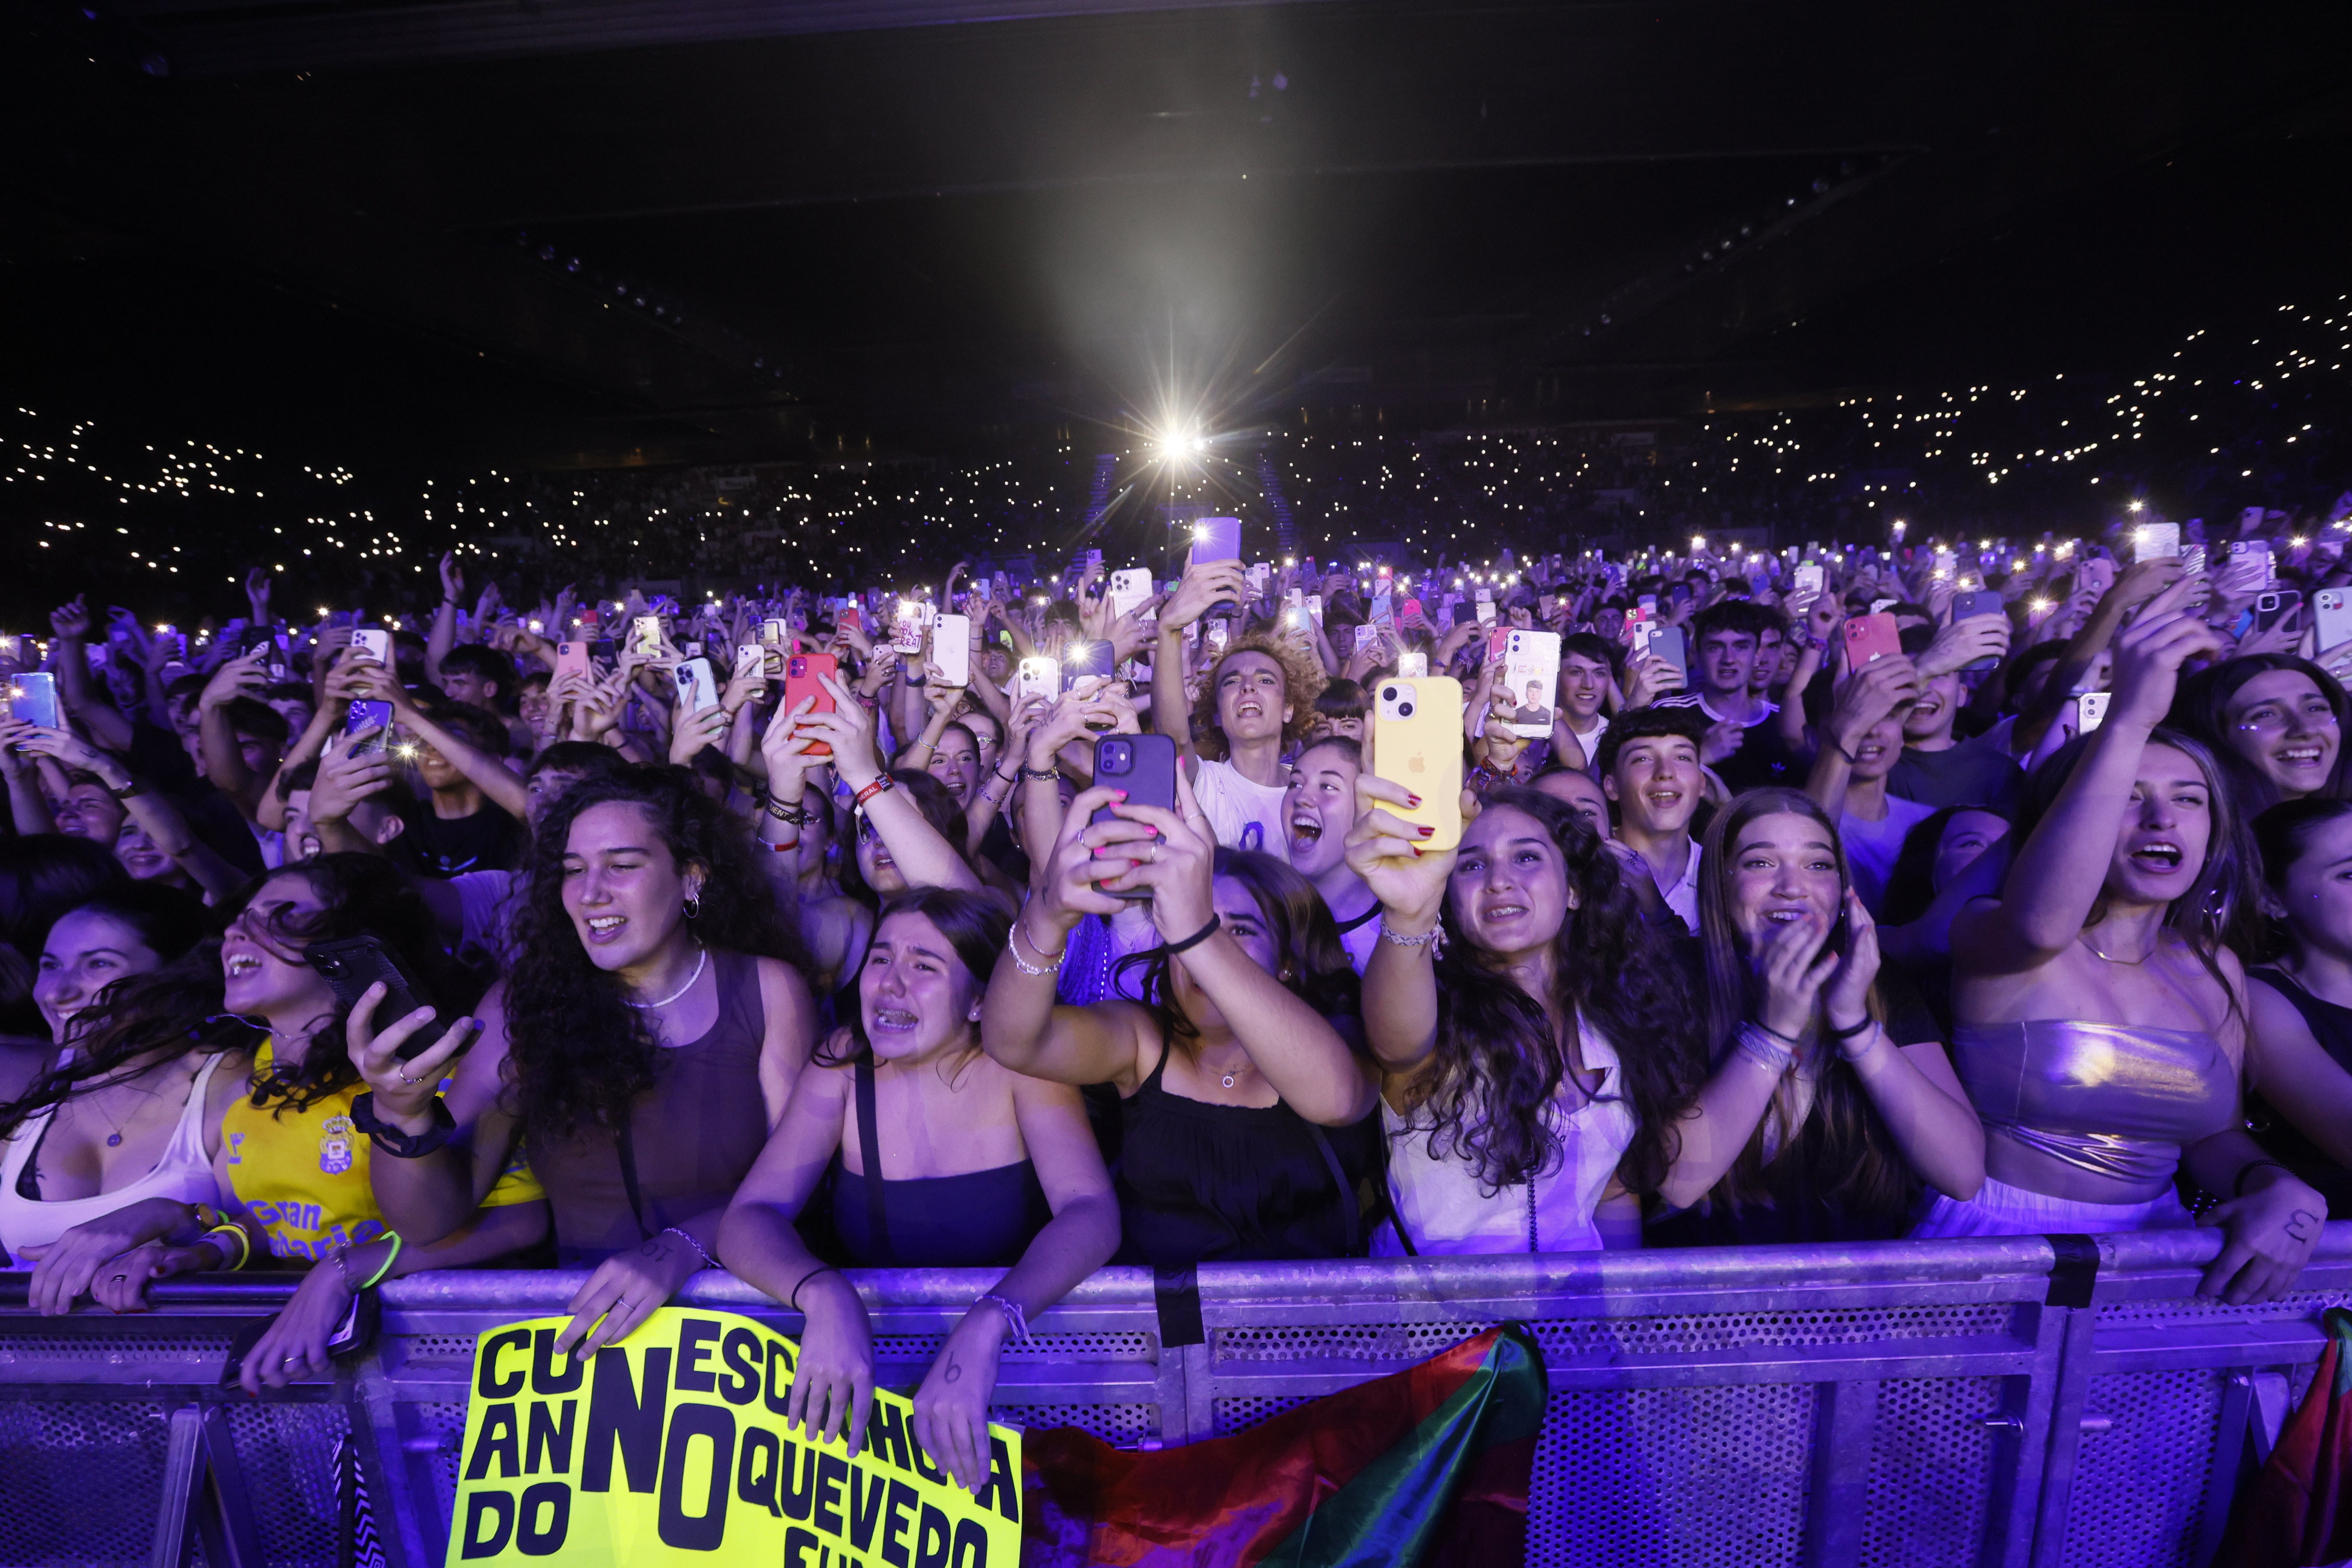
[1951,1019,2238,1187]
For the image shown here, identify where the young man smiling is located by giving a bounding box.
[1597,707,1712,929]
[1156,555,1327,863]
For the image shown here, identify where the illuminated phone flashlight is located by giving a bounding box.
[2128,499,2145,514]
[1691,536,1706,551]
[2030,599,2051,614]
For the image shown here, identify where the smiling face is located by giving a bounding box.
[1283,742,1359,878]
[53,781,126,843]
[1214,652,1292,744]
[2107,742,2214,908]
[1726,811,1845,951]
[1932,809,2009,893]
[927,728,982,808]
[2223,669,2340,799]
[1850,708,1910,782]
[1604,733,1702,838]
[858,910,981,1063]
[1903,672,1963,746]
[1558,652,1610,723]
[1447,803,1573,960]
[411,739,462,792]
[220,871,337,1026]
[114,818,176,882]
[560,801,701,974]
[37,909,168,1042]
[518,679,552,735]
[962,713,1004,778]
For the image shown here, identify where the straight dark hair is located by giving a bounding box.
[1113,848,1358,1044]
[817,887,1009,1069]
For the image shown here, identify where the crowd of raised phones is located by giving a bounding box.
[6,514,2352,1489]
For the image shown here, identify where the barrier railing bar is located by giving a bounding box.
[2199,1369,2260,1567]
[1799,1377,1874,1568]
[150,1403,206,1568]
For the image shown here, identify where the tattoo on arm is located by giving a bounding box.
[2287,1208,2322,1243]
[942,1352,962,1384]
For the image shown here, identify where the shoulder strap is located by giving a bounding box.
[615,1116,652,1243]
[1305,1122,1362,1255]
[854,1057,892,1264]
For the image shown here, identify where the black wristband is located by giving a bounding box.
[2234,1158,2294,1198]
[350,1093,455,1159]
[1828,1014,1876,1043]
[1160,914,1222,958]
[1018,764,1060,782]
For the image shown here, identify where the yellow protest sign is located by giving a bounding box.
[445,1307,1023,1567]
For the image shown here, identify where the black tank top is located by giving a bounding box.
[2248,967,2352,1219]
[1114,1035,1384,1268]
[827,1056,1053,1268]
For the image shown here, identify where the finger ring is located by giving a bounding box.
[397,1071,418,1085]
[111,1274,127,1283]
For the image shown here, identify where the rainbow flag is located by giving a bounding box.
[1022,1323,1546,1566]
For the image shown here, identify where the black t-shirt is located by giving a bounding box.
[1886,737,2025,815]
[399,802,523,879]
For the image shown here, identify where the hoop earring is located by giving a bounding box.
[683,894,702,920]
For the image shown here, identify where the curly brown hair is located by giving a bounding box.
[1198,634,1328,759]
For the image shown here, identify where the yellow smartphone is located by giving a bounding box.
[1369,675,1463,852]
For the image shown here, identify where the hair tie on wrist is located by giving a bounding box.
[2235,1158,2294,1198]
[1159,914,1221,958]
[1827,1014,1876,1043]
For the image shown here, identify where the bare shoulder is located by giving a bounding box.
[752,953,817,1016]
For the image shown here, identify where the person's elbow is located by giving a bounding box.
[1297,1074,1381,1129]
[1055,1190,1122,1271]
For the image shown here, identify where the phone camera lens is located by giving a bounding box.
[1381,686,1396,702]
[1398,702,1415,717]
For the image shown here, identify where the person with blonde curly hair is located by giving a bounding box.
[1153,557,1328,863]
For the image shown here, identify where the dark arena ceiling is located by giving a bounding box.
[4,0,2350,470]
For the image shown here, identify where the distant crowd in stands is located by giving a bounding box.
[5,503,2352,1484]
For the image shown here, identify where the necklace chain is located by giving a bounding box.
[2079,931,2156,966]
[626,944,709,1009]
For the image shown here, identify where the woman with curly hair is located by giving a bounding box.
[1645,787,1986,1247]
[1344,783,1697,1251]
[9,854,544,1396]
[1152,554,1328,864]
[983,769,1383,1268]
[720,888,1116,1487]
[355,766,818,1359]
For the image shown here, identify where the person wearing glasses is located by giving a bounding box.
[2176,655,2348,812]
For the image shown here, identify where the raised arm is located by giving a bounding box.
[364,660,528,820]
[1803,657,1919,821]
[195,649,272,816]
[1954,582,2217,975]
[1343,774,1460,1075]
[425,553,463,685]
[1095,770,1379,1126]
[1152,559,1247,770]
[810,670,980,894]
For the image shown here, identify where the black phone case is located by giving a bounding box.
[305,937,435,1057]
[1090,734,1177,901]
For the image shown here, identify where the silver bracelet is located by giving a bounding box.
[1734,1023,1798,1078]
[1381,921,1445,955]
[974,1292,1030,1341]
[1007,922,1064,976]
[661,1225,718,1271]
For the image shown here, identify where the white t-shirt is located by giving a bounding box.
[1648,839,1702,930]
[1560,713,1608,772]
[1333,905,1384,975]
[1193,757,1291,863]
[1372,1022,1634,1255]
[1842,794,1937,916]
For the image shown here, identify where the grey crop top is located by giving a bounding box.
[1950,1019,2239,1187]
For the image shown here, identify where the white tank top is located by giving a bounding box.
[0,1054,227,1267]
[1372,1024,1635,1256]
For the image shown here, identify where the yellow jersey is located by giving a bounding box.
[221,1038,542,1263]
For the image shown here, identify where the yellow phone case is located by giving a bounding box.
[1369,675,1464,852]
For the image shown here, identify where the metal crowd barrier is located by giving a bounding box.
[5,1224,2351,1568]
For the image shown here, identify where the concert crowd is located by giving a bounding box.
[8,493,2352,1499]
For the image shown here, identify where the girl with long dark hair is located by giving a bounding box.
[720,888,1116,1488]
[2242,797,2352,1218]
[1650,787,1986,1246]
[355,767,818,1360]
[2174,652,2349,812]
[982,769,1383,1268]
[1938,582,2322,1304]
[9,855,545,1394]
[1344,783,1695,1251]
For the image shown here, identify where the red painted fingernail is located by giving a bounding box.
[1410,845,1424,857]
[1408,794,1423,808]
[1418,825,1436,837]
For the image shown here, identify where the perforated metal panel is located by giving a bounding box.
[0,1399,175,1567]
[224,1403,350,1567]
[1528,1384,1816,1568]
[2059,1369,2227,1568]
[1856,1376,2003,1568]
[995,1403,1158,1444]
[1213,1393,1315,1436]
[407,1400,474,1519]
[873,1329,1154,1363]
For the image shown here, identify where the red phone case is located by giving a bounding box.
[784,653,838,758]
[1843,613,1903,667]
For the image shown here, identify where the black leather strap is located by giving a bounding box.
[1306,1123,1361,1255]
[1154,1264,1204,1349]
[855,1057,892,1265]
[350,1093,454,1160]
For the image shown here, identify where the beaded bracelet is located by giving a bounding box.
[1007,922,1065,976]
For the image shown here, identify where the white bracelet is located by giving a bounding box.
[661,1225,718,1271]
[1734,1023,1798,1078]
[975,1292,1030,1341]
